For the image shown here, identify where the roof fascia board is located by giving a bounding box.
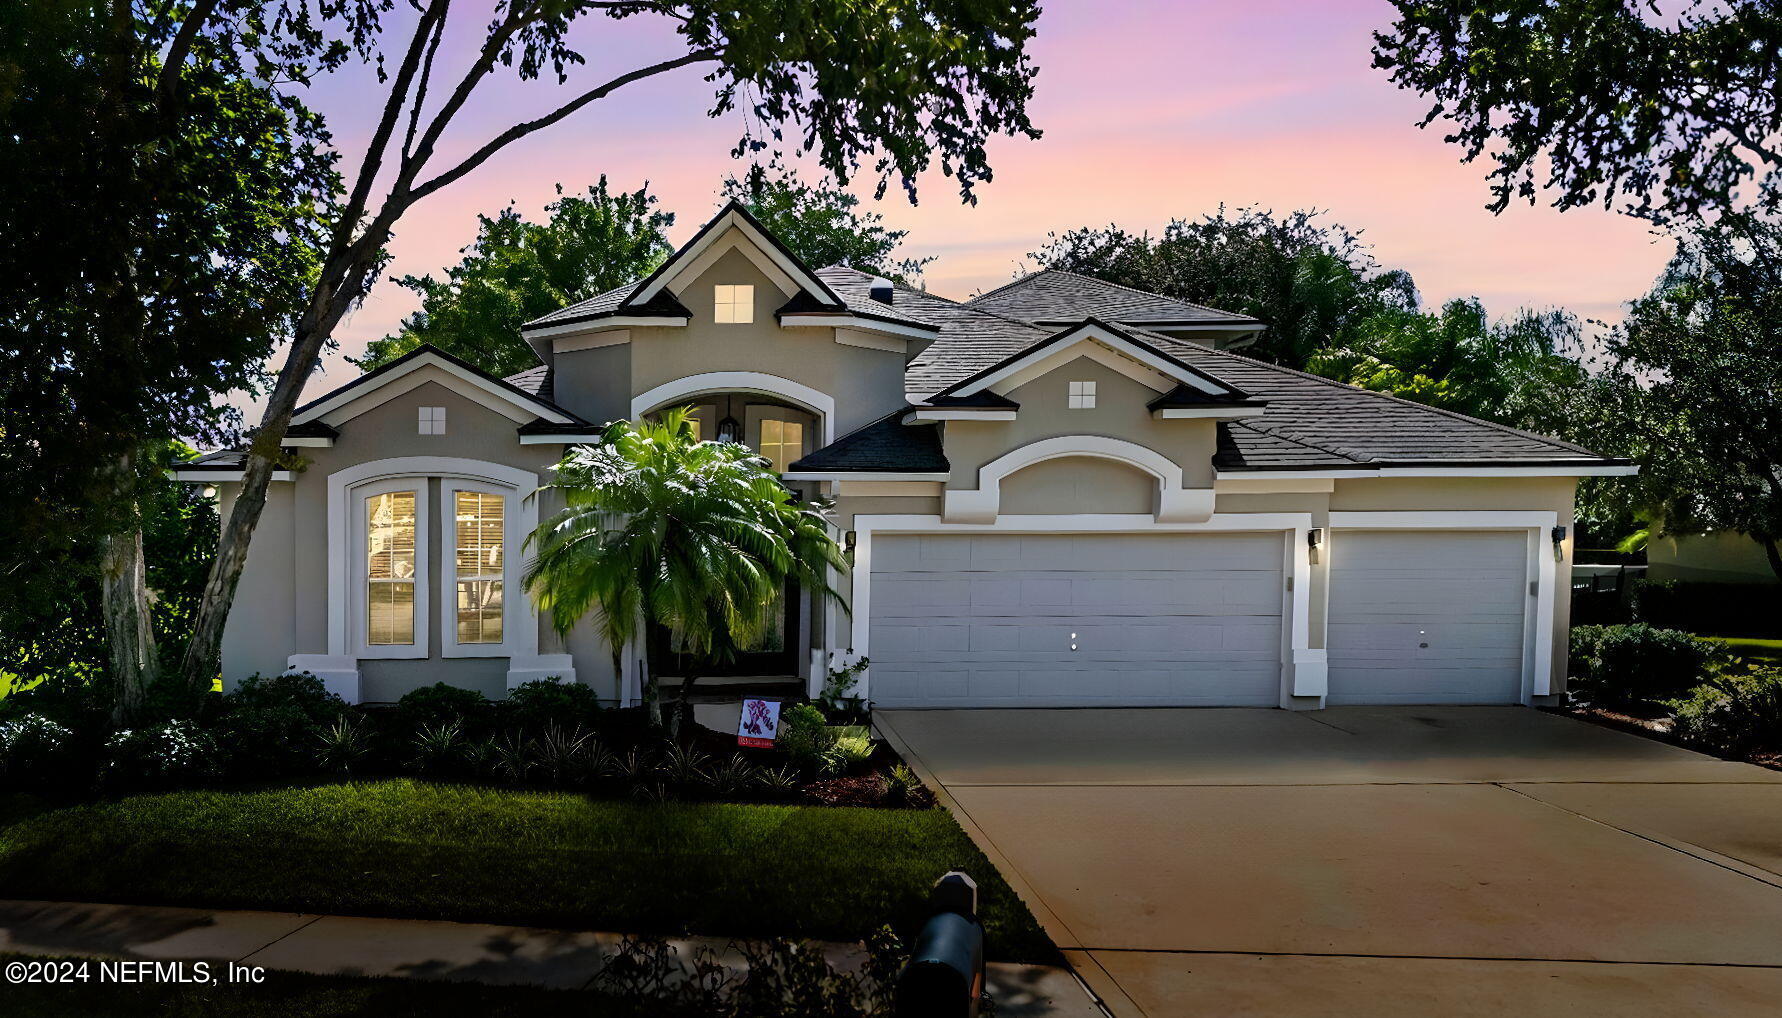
[988,337,1178,396]
[554,329,631,354]
[294,355,574,427]
[517,433,603,445]
[785,316,938,340]
[1214,464,1638,479]
[903,409,1020,422]
[1152,406,1268,420]
[781,471,952,481]
[281,436,336,447]
[665,225,800,299]
[526,317,683,340]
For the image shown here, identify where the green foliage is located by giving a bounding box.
[777,703,831,763]
[313,717,372,776]
[409,721,469,779]
[1032,206,1408,368]
[526,409,849,721]
[818,657,871,718]
[0,714,77,784]
[103,721,222,792]
[501,680,603,734]
[880,764,923,808]
[356,178,674,376]
[398,684,492,731]
[1569,624,1718,706]
[0,780,1056,961]
[214,673,348,779]
[1373,0,1782,221]
[1585,207,1782,582]
[1630,580,1782,638]
[1668,669,1782,759]
[723,169,931,283]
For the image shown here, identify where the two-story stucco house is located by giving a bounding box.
[180,201,1634,710]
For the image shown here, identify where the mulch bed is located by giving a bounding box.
[1548,704,1782,773]
[803,772,935,809]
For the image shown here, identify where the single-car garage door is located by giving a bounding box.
[1326,530,1528,705]
[868,532,1284,707]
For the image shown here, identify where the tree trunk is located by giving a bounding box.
[676,669,700,738]
[1764,536,1782,584]
[99,449,157,725]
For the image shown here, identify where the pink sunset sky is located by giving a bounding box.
[286,0,1670,404]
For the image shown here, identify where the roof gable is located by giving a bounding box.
[627,200,843,312]
[291,345,580,428]
[930,319,1252,402]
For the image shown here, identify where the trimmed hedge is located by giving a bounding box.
[1569,624,1718,706]
[1668,669,1782,759]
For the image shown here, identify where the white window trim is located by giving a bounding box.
[327,457,540,661]
[840,513,1319,708]
[1326,510,1561,700]
[713,283,756,324]
[418,406,446,434]
[350,477,430,659]
[631,371,837,446]
[440,480,532,658]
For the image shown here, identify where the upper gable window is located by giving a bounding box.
[418,406,446,434]
[713,284,754,324]
[1068,381,1097,409]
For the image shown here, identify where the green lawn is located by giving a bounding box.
[0,780,1055,962]
[1707,636,1782,668]
[3,956,610,1018]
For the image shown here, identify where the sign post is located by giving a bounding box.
[737,697,782,749]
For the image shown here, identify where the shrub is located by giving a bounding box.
[529,724,594,787]
[777,703,831,763]
[1668,669,1782,759]
[880,764,922,807]
[397,683,491,731]
[821,727,876,776]
[313,717,371,776]
[104,720,222,792]
[0,713,77,783]
[215,673,346,779]
[1569,624,1717,706]
[408,721,468,778]
[501,680,602,734]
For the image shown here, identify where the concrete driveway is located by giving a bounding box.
[874,706,1782,1017]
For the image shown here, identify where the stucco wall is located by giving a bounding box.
[217,377,620,700]
[1000,455,1158,515]
[623,247,909,436]
[1648,532,1780,584]
[941,358,1217,490]
[551,341,632,425]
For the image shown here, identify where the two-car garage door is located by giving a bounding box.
[866,528,1531,708]
[868,533,1284,708]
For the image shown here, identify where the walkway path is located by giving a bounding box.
[0,898,1101,1016]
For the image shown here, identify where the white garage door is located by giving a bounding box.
[867,532,1284,707]
[1326,530,1528,705]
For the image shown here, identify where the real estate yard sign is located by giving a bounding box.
[738,698,781,748]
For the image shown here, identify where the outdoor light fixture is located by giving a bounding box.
[716,416,742,443]
[1307,527,1324,564]
[844,530,857,555]
[1551,525,1568,561]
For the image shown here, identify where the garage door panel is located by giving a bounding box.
[869,532,1286,707]
[1327,530,1527,705]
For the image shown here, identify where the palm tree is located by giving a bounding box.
[524,407,847,730]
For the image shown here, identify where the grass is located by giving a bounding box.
[0,779,1055,963]
[1707,636,1782,668]
[1,955,612,1017]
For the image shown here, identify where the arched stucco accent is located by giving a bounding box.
[630,371,837,445]
[941,435,1214,524]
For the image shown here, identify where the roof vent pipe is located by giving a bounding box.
[868,276,895,305]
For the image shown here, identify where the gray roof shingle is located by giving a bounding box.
[968,269,1260,325]
[788,409,947,473]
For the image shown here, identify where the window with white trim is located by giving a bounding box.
[1068,381,1097,409]
[365,491,418,645]
[418,406,446,434]
[759,418,804,473]
[452,491,504,645]
[713,284,754,324]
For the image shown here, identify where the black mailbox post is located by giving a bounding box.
[896,871,985,1018]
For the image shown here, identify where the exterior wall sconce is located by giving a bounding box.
[716,415,743,443]
[844,530,858,555]
[1551,525,1567,562]
[1307,527,1324,564]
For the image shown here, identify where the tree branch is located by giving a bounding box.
[402,0,453,166]
[153,0,221,103]
[406,49,718,206]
